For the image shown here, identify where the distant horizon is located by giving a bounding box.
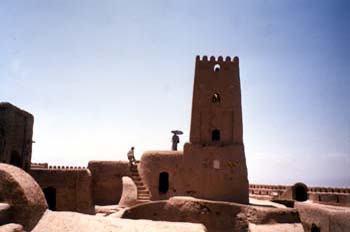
[1,0,349,188]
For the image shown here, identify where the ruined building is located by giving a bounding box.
[0,56,349,232]
[139,56,249,203]
[0,103,33,171]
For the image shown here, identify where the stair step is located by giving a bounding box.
[138,190,149,194]
[137,200,151,203]
[138,192,150,195]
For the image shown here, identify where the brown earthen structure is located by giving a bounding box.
[0,103,33,171]
[139,56,249,203]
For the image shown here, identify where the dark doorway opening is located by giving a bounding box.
[311,223,320,232]
[159,172,169,194]
[293,182,308,202]
[43,187,56,210]
[10,150,22,168]
[212,129,220,141]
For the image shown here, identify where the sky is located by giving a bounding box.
[1,0,349,187]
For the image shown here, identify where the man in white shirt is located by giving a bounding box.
[127,147,136,166]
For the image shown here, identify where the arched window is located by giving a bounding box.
[212,129,220,141]
[43,187,56,210]
[10,150,22,168]
[214,64,221,72]
[159,172,169,194]
[212,93,221,103]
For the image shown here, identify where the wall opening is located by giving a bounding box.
[43,187,56,210]
[212,93,221,103]
[214,64,221,72]
[311,223,320,232]
[212,129,220,141]
[158,172,169,194]
[293,182,308,202]
[10,150,22,168]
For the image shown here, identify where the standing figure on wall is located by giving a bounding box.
[171,130,183,151]
[127,147,136,166]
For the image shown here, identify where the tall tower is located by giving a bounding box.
[183,55,249,203]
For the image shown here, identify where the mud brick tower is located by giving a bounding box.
[183,55,249,203]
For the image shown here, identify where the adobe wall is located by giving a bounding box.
[0,102,33,171]
[88,161,131,205]
[295,201,350,232]
[139,151,184,200]
[139,147,249,203]
[183,143,249,203]
[29,166,94,214]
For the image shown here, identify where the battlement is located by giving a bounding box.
[48,165,87,170]
[195,55,239,71]
[196,55,239,63]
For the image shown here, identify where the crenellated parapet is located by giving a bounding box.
[195,55,239,75]
[30,163,87,171]
[47,165,87,170]
[249,183,350,206]
[31,162,48,169]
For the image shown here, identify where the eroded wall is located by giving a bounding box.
[88,161,131,205]
[0,102,33,171]
[30,167,94,214]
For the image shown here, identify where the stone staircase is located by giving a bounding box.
[129,164,151,203]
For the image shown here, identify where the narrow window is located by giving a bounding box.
[159,172,169,194]
[212,129,220,141]
[212,93,221,103]
[43,187,56,210]
[214,64,221,72]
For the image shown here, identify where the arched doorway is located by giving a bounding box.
[43,187,56,210]
[293,182,308,202]
[10,150,22,168]
[159,172,169,194]
[212,129,220,141]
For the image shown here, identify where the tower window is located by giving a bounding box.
[214,64,221,72]
[212,93,221,103]
[212,129,220,141]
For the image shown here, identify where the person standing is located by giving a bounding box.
[127,147,136,166]
[172,133,179,151]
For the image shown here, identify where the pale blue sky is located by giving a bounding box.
[1,0,349,187]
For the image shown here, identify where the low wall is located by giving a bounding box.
[249,184,350,206]
[88,161,131,205]
[30,167,94,214]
